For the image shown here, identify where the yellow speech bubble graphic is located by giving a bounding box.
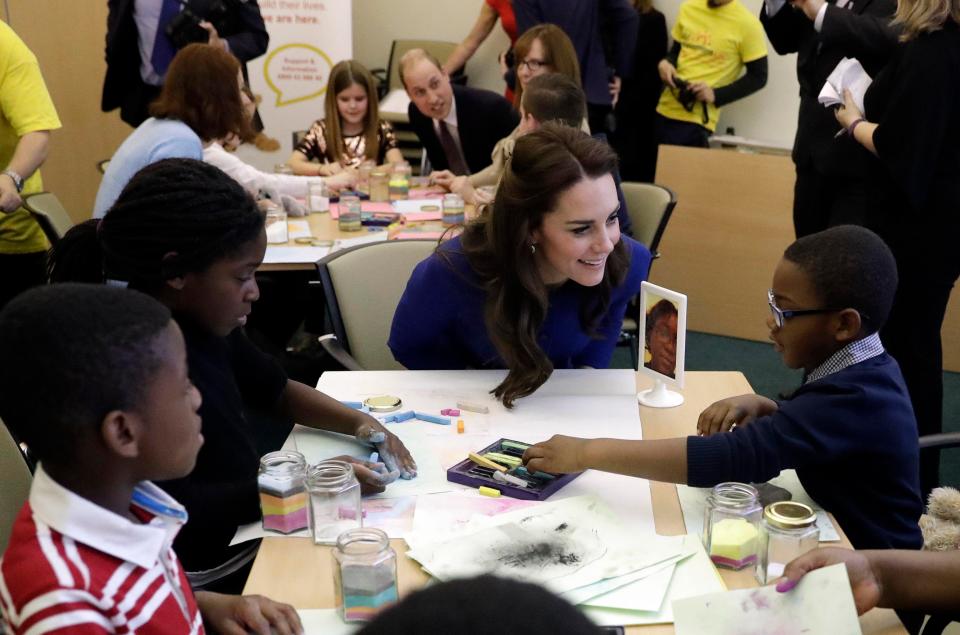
[263,43,333,107]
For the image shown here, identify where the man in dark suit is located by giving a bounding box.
[761,0,898,238]
[103,0,269,128]
[400,48,519,176]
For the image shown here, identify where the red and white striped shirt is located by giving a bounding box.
[0,466,205,634]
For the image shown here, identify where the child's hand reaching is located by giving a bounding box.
[329,455,399,495]
[355,420,418,480]
[522,434,590,473]
[697,394,778,436]
[194,591,303,635]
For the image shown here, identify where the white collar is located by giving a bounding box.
[29,465,188,570]
[434,95,459,130]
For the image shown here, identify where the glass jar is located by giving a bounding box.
[258,451,308,534]
[308,181,329,213]
[307,460,362,544]
[369,170,390,202]
[442,193,465,227]
[357,161,375,195]
[264,209,288,244]
[703,482,762,570]
[388,163,411,201]
[338,195,363,232]
[333,528,398,623]
[757,501,819,583]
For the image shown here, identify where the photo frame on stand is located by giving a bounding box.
[637,281,687,408]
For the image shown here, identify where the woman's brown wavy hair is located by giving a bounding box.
[455,123,629,408]
[150,43,254,143]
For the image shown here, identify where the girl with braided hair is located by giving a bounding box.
[50,158,416,592]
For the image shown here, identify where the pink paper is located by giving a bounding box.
[408,187,446,199]
[403,211,443,221]
[329,201,395,219]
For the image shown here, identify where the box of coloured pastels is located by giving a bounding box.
[446,438,582,501]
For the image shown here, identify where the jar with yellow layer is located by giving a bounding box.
[258,451,308,534]
[703,482,762,570]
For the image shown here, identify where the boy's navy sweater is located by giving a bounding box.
[687,353,922,550]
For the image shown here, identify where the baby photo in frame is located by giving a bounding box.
[637,281,687,408]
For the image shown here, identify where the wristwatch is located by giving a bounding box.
[1,169,23,193]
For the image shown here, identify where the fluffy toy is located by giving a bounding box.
[920,487,960,551]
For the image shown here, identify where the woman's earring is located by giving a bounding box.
[530,243,537,254]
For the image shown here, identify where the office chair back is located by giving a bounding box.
[0,419,31,553]
[620,182,677,257]
[317,240,437,370]
[23,192,74,245]
[384,39,458,95]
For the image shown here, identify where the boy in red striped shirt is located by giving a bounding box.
[0,284,301,635]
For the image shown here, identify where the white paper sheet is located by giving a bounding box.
[393,198,444,214]
[406,496,668,601]
[583,562,677,613]
[297,609,358,635]
[287,219,312,240]
[676,472,839,543]
[379,88,411,116]
[262,245,331,264]
[315,369,655,536]
[672,563,862,635]
[818,57,872,113]
[583,534,726,627]
[292,426,457,500]
[566,541,688,606]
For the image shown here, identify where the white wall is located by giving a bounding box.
[352,0,800,148]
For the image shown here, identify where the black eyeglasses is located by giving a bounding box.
[767,289,843,328]
[518,58,550,72]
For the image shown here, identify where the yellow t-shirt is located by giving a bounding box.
[656,0,767,132]
[0,21,62,254]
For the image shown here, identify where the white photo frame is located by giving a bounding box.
[637,281,687,408]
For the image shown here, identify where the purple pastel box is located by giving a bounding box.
[446,438,582,501]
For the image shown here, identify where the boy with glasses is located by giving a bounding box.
[522,225,923,552]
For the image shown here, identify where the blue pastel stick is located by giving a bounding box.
[414,411,451,425]
[369,451,379,464]
[379,415,397,423]
[340,401,364,410]
[393,410,416,422]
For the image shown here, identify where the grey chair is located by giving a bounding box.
[618,182,678,367]
[23,192,74,245]
[621,182,677,260]
[0,419,31,552]
[317,239,437,370]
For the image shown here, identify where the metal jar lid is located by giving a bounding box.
[363,395,402,413]
[763,501,816,529]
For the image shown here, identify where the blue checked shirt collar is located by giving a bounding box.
[806,332,884,384]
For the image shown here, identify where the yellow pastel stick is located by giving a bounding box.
[479,486,501,497]
[468,452,507,472]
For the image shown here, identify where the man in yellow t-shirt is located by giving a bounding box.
[655,0,768,147]
[0,21,62,310]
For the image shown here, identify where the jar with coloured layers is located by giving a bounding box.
[257,451,308,534]
[703,482,762,570]
[333,527,398,623]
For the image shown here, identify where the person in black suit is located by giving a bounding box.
[400,48,519,176]
[760,0,898,238]
[103,0,269,128]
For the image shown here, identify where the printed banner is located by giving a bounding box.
[236,0,352,171]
